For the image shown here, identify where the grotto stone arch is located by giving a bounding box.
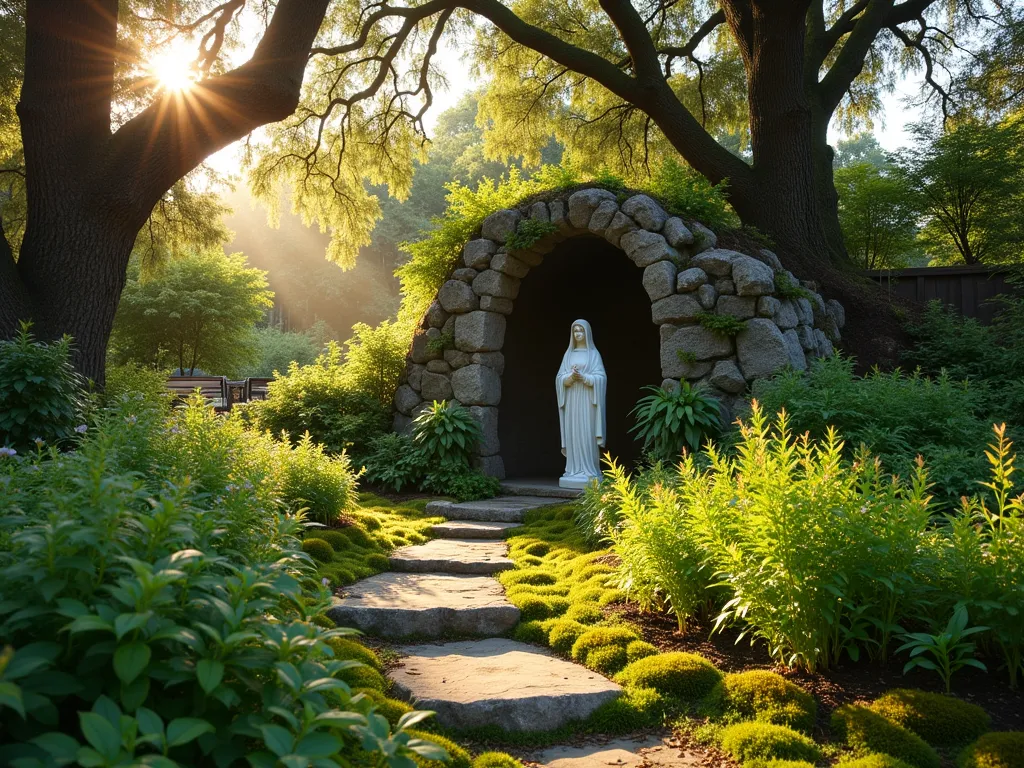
[393,186,847,479]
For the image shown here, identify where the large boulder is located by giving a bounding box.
[444,349,471,369]
[451,364,502,406]
[621,194,668,231]
[603,211,637,247]
[620,230,678,268]
[568,188,617,228]
[773,299,799,330]
[474,455,506,479]
[588,200,619,233]
[438,280,479,313]
[481,209,521,243]
[454,311,506,353]
[643,261,677,302]
[732,255,776,296]
[826,298,846,329]
[716,295,757,320]
[394,384,422,416]
[480,295,514,315]
[528,201,550,222]
[425,301,449,329]
[651,294,703,324]
[709,360,746,394]
[463,238,497,269]
[469,406,500,456]
[420,371,454,402]
[411,328,442,363]
[473,269,520,300]
[782,329,807,371]
[471,351,505,375]
[660,325,733,379]
[663,217,695,248]
[691,221,718,252]
[736,319,790,379]
[407,363,425,391]
[756,296,781,318]
[690,248,740,276]
[697,283,718,309]
[676,267,708,292]
[491,252,530,278]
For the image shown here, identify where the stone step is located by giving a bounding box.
[327,573,520,638]
[532,737,695,768]
[430,520,522,540]
[425,495,564,523]
[390,638,622,732]
[389,538,513,575]
[501,478,584,500]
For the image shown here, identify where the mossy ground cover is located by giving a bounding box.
[306,491,444,586]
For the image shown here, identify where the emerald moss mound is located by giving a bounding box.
[837,756,916,768]
[325,637,382,670]
[615,652,723,700]
[746,761,816,768]
[587,644,630,676]
[570,626,641,665]
[512,620,549,644]
[302,537,335,563]
[957,732,1024,768]
[472,753,525,768]
[713,670,817,734]
[870,689,991,747]
[587,686,670,733]
[406,730,472,768]
[625,640,659,664]
[719,722,822,764]
[549,619,589,656]
[353,687,413,726]
[831,704,940,768]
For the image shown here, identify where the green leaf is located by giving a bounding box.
[260,724,295,757]
[114,612,151,640]
[79,712,121,760]
[196,659,224,694]
[166,718,214,748]
[0,682,25,717]
[294,732,342,757]
[31,731,81,764]
[135,707,163,737]
[113,642,151,684]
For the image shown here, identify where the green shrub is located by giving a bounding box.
[406,729,471,768]
[831,704,940,768]
[0,323,86,451]
[549,620,589,655]
[871,689,990,747]
[472,752,525,768]
[957,732,1024,768]
[571,627,641,664]
[750,354,994,505]
[518,595,558,621]
[748,762,816,768]
[646,157,733,230]
[615,652,722,699]
[587,645,629,675]
[714,671,817,734]
[565,602,604,624]
[698,312,747,337]
[353,687,414,727]
[303,537,336,563]
[626,640,659,663]
[587,686,670,732]
[420,462,501,502]
[629,383,721,460]
[837,757,916,768]
[0,410,432,765]
[501,570,557,587]
[339,662,387,692]
[104,361,170,410]
[719,722,822,764]
[506,218,558,251]
[318,529,351,550]
[513,620,549,644]
[326,637,382,670]
[413,400,482,465]
[282,432,361,524]
[363,432,428,492]
[340,319,408,406]
[250,342,390,458]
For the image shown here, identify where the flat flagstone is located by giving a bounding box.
[389,538,513,574]
[327,573,520,638]
[431,520,522,539]
[533,737,700,768]
[501,478,583,499]
[389,638,622,732]
[425,495,564,523]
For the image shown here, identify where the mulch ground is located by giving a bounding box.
[611,603,1024,734]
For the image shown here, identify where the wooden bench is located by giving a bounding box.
[166,376,229,411]
[246,377,273,401]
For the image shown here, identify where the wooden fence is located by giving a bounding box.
[865,265,1021,325]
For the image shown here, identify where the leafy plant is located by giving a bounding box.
[646,157,733,230]
[412,400,482,465]
[772,272,813,301]
[282,432,362,525]
[420,461,501,502]
[629,383,721,460]
[426,330,455,355]
[362,433,429,492]
[341,320,408,406]
[697,313,747,337]
[0,323,86,451]
[676,349,697,365]
[505,218,558,251]
[897,605,988,693]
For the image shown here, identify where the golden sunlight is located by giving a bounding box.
[150,40,198,92]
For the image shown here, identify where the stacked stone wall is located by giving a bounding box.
[393,185,846,478]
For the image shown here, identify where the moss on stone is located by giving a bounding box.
[870,689,990,747]
[831,704,940,768]
[712,670,817,734]
[719,722,822,764]
[615,652,722,700]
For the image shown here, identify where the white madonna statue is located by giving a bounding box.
[556,319,607,489]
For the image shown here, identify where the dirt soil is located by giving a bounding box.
[611,604,1024,735]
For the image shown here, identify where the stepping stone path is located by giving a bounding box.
[329,491,627,734]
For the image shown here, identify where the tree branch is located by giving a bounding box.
[658,10,726,77]
[889,21,952,120]
[596,0,665,84]
[102,0,332,230]
[817,0,896,114]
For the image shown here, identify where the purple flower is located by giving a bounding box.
[321,577,330,587]
[33,437,44,447]
[74,424,88,434]
[0,447,16,458]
